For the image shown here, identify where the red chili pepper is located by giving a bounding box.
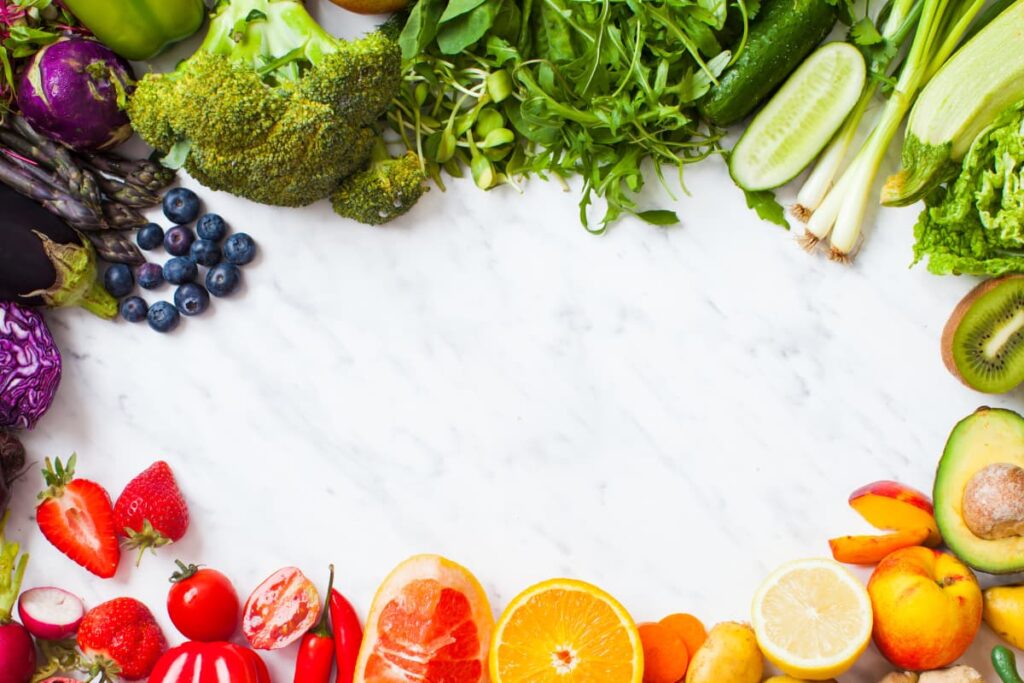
[294,565,336,683]
[330,580,364,683]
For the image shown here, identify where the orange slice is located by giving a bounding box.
[490,578,643,683]
[354,554,493,683]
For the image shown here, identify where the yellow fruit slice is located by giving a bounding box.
[751,558,872,680]
[354,554,493,683]
[490,578,643,683]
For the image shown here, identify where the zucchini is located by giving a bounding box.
[699,0,839,127]
[730,42,866,191]
[882,0,1024,206]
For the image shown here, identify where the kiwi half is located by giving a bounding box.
[943,276,1024,393]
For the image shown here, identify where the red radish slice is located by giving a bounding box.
[18,587,85,640]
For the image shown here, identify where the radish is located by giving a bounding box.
[18,588,84,640]
[0,512,33,683]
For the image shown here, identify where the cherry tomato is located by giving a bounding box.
[243,567,321,650]
[149,642,262,683]
[167,561,240,642]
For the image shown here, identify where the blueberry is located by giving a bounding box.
[190,239,221,267]
[120,296,148,323]
[147,301,180,333]
[163,257,197,285]
[223,233,256,265]
[206,263,241,297]
[103,264,134,298]
[162,187,200,224]
[196,214,227,242]
[174,283,210,316]
[163,226,195,257]
[136,263,164,290]
[136,223,165,251]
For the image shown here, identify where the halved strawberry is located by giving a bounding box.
[36,455,120,579]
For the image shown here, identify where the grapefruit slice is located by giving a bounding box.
[354,554,493,683]
[490,578,643,683]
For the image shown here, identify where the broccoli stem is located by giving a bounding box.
[199,0,341,83]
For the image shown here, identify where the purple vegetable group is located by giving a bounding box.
[0,302,61,430]
[15,37,134,151]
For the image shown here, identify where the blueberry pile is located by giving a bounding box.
[103,188,258,333]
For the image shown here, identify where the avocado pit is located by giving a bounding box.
[963,462,1024,540]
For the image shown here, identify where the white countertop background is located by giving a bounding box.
[8,3,1022,680]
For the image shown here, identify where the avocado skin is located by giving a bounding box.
[934,407,1024,574]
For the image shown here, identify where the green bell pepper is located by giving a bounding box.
[62,0,207,61]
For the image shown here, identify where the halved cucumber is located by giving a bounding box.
[730,42,866,192]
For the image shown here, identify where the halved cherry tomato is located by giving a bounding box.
[167,561,240,642]
[149,641,265,683]
[243,566,321,650]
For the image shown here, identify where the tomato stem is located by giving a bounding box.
[169,559,200,583]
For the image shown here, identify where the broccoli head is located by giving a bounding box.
[128,0,401,208]
[331,139,427,225]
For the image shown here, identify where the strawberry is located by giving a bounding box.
[114,461,189,565]
[78,597,167,680]
[36,455,120,579]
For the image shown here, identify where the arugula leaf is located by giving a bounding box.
[743,189,790,229]
[436,0,503,54]
[391,0,757,231]
[439,0,489,24]
[399,0,446,60]
[636,210,681,226]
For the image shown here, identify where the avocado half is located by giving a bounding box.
[934,407,1024,574]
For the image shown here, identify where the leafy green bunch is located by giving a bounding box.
[0,0,86,110]
[389,0,756,232]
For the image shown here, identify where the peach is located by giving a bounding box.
[867,546,982,671]
[829,527,931,565]
[850,481,942,547]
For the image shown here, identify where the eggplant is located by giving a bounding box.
[0,184,117,318]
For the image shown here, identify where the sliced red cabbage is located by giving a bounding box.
[0,302,61,430]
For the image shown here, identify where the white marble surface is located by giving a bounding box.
[5,3,1022,681]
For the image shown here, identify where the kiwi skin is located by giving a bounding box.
[941,275,1024,391]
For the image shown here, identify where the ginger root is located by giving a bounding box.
[881,666,985,683]
[880,673,919,683]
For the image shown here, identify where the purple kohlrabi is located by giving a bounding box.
[0,302,61,430]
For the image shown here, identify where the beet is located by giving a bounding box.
[0,623,35,683]
[16,37,134,151]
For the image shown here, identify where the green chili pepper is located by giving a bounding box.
[994,646,1024,683]
[62,0,206,61]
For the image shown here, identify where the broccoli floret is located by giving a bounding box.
[128,0,400,208]
[331,140,427,225]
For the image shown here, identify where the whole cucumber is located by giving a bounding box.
[700,0,839,127]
